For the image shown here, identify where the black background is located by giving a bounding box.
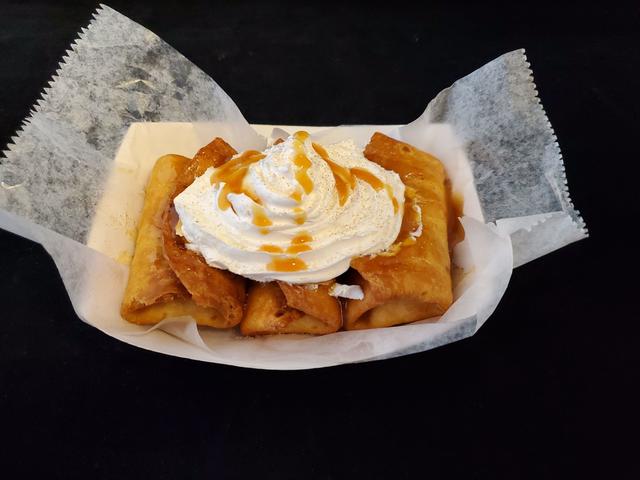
[1,1,638,478]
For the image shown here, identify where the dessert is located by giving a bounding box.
[120,130,461,335]
[173,131,405,283]
[345,132,454,329]
[120,139,246,328]
[120,154,244,328]
[241,281,342,335]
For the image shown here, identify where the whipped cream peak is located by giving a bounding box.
[174,132,406,283]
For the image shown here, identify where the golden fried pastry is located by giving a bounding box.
[121,149,244,328]
[344,132,454,330]
[122,130,461,336]
[176,137,237,190]
[240,281,342,335]
[162,205,246,328]
[121,154,220,325]
[160,138,246,327]
[277,281,342,328]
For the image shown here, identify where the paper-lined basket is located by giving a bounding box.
[0,5,586,369]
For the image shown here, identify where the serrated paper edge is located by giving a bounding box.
[1,5,106,163]
[520,49,588,237]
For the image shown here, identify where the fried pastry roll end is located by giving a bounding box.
[345,132,454,330]
[121,153,243,328]
[241,282,342,335]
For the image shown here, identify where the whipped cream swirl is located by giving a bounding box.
[174,132,405,283]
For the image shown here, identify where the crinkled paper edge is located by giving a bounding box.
[1,6,106,167]
[520,49,588,237]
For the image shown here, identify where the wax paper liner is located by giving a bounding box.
[0,5,587,369]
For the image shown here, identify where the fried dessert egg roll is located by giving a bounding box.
[120,154,226,326]
[161,138,246,328]
[240,281,342,335]
[344,132,454,330]
[121,140,246,328]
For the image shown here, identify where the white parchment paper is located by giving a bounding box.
[0,5,586,369]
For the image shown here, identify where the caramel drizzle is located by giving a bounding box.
[351,168,398,212]
[290,190,302,202]
[377,191,420,257]
[293,207,306,225]
[259,244,283,254]
[292,131,313,197]
[260,231,313,269]
[267,256,308,272]
[350,167,383,189]
[291,232,312,244]
[260,232,313,255]
[312,142,355,206]
[252,204,272,228]
[385,185,400,213]
[210,149,272,231]
[210,150,265,208]
[286,232,312,254]
[312,143,399,213]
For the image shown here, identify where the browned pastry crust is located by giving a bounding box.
[277,281,342,329]
[160,138,246,328]
[344,132,454,330]
[241,282,342,335]
[120,154,237,327]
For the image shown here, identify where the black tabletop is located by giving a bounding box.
[1,1,637,478]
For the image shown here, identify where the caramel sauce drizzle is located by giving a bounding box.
[252,204,272,227]
[293,207,306,225]
[291,232,312,244]
[210,150,265,209]
[351,167,384,189]
[267,256,308,272]
[293,131,313,195]
[350,168,399,213]
[290,190,302,202]
[446,181,465,251]
[376,193,420,257]
[384,184,400,213]
[312,142,355,206]
[311,144,400,212]
[286,232,312,253]
[261,233,313,255]
[210,149,272,231]
[259,244,283,254]
[243,188,262,205]
[285,244,311,254]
